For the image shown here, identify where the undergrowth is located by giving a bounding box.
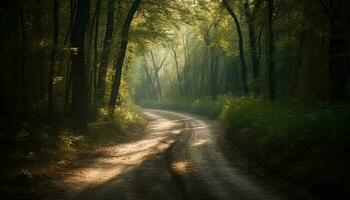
[221,97,350,199]
[0,104,146,196]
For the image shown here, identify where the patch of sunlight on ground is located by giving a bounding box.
[191,138,209,147]
[170,160,192,174]
[61,111,183,193]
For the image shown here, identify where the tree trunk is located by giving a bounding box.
[70,0,91,129]
[19,9,27,108]
[48,0,59,122]
[89,0,101,105]
[96,0,115,103]
[328,0,348,100]
[150,51,167,101]
[222,0,249,95]
[210,48,219,100]
[64,0,76,113]
[143,64,156,98]
[64,59,72,114]
[267,0,276,100]
[243,1,260,95]
[171,48,183,98]
[109,0,141,111]
[64,0,76,45]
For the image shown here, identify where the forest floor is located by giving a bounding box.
[23,109,309,200]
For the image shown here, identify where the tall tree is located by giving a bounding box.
[171,48,183,98]
[243,0,263,95]
[48,0,59,122]
[267,0,276,100]
[70,0,91,128]
[109,0,141,111]
[150,51,168,101]
[318,0,348,100]
[87,0,102,106]
[143,63,156,98]
[202,24,219,100]
[222,0,249,95]
[96,0,115,103]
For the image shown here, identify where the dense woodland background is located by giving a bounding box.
[0,0,349,130]
[0,0,350,199]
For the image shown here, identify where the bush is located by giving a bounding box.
[221,97,350,199]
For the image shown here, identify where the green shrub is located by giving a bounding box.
[221,97,350,199]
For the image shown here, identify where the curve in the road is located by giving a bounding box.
[50,109,291,200]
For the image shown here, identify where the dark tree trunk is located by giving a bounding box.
[243,1,260,95]
[267,0,276,100]
[32,0,45,102]
[222,0,249,95]
[171,48,183,98]
[19,10,27,108]
[64,0,77,45]
[64,61,72,114]
[48,0,59,122]
[210,48,219,101]
[0,15,3,92]
[70,0,91,129]
[182,34,192,98]
[327,0,348,100]
[64,0,76,113]
[90,0,101,106]
[97,0,115,103]
[109,0,141,111]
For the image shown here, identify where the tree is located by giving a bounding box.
[267,0,276,100]
[318,0,348,100]
[171,48,183,98]
[109,0,142,111]
[202,23,220,100]
[48,0,59,122]
[222,0,249,95]
[70,0,91,129]
[96,0,115,103]
[243,0,263,95]
[150,51,168,101]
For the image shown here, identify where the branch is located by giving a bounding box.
[160,53,168,67]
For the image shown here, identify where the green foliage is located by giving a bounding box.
[221,97,350,197]
[221,97,350,140]
[0,103,146,190]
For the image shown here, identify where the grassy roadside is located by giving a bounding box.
[0,105,146,199]
[221,97,350,200]
[138,97,225,119]
[139,97,350,200]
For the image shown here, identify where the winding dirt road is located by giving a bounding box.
[48,109,292,200]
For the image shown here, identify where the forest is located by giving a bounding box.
[0,0,350,200]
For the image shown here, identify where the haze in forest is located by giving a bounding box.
[0,0,349,200]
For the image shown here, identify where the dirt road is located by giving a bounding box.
[47,109,292,200]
